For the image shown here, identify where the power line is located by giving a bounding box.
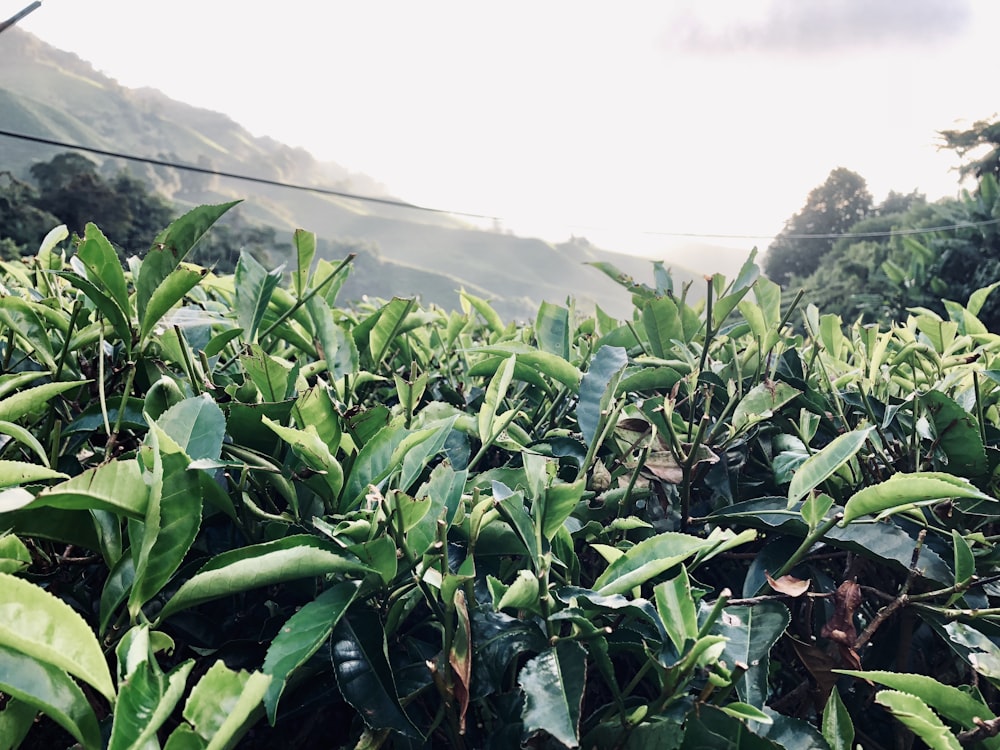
[642,219,1000,241]
[2,128,997,242]
[0,128,501,221]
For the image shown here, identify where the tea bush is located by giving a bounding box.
[3,203,1000,749]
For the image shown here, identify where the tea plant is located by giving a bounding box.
[2,205,1000,749]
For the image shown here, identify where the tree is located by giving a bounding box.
[939,116,1000,182]
[763,167,873,286]
[109,172,175,254]
[0,172,60,254]
[30,153,131,241]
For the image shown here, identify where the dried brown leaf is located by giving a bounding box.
[766,572,810,597]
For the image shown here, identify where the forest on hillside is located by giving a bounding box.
[763,118,1000,331]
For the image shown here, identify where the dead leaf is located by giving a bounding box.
[644,441,720,485]
[821,580,863,670]
[448,590,472,733]
[789,636,839,703]
[644,449,684,483]
[766,572,810,597]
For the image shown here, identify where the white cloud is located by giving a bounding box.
[665,0,972,55]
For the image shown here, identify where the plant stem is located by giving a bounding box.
[257,253,355,342]
[767,513,843,588]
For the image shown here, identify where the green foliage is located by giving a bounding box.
[8,206,1000,749]
[791,171,1000,332]
[763,167,873,286]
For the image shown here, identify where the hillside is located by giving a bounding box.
[0,28,708,318]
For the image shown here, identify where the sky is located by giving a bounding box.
[10,0,1000,269]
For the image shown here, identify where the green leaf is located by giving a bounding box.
[680,704,784,750]
[0,296,57,371]
[162,724,204,750]
[495,486,540,565]
[496,569,541,613]
[788,427,873,505]
[461,290,505,337]
[479,354,516,445]
[615,366,684,396]
[264,416,343,501]
[822,689,854,750]
[138,264,209,344]
[875,690,961,750]
[952,530,976,601]
[921,391,988,478]
[585,718,684,749]
[540,478,585,541]
[110,658,195,750]
[841,472,994,524]
[732,381,801,432]
[594,532,716,596]
[472,343,583,389]
[340,420,411,512]
[0,380,85,424]
[293,228,317,297]
[720,703,773,725]
[0,533,31,574]
[26,458,148,518]
[837,670,997,747]
[178,660,271,750]
[306,294,357,383]
[0,507,100,551]
[519,641,587,748]
[157,535,371,622]
[398,417,456,493]
[240,345,298,402]
[576,345,628,449]
[332,607,422,738]
[157,395,227,462]
[0,697,36,750]
[262,581,359,724]
[0,572,115,701]
[56,270,133,355]
[293,385,342,450]
[368,297,415,365]
[234,250,283,344]
[77,222,130,322]
[129,426,203,618]
[654,566,698,654]
[714,267,758,328]
[937,620,1000,681]
[969,281,1000,316]
[0,642,102,750]
[137,201,238,322]
[713,602,790,708]
[0,419,51,467]
[0,460,67,490]
[535,301,570,360]
[642,296,682,356]
[99,553,135,635]
[711,497,954,585]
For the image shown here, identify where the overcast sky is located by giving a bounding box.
[11,0,1000,266]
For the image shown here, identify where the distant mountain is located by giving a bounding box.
[0,28,710,318]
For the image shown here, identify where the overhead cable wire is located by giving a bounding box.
[0,128,501,221]
[641,219,1000,241]
[2,128,998,242]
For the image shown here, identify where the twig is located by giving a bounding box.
[957,716,1000,745]
[854,529,926,650]
[726,592,832,607]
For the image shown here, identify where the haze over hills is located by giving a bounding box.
[0,28,733,318]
